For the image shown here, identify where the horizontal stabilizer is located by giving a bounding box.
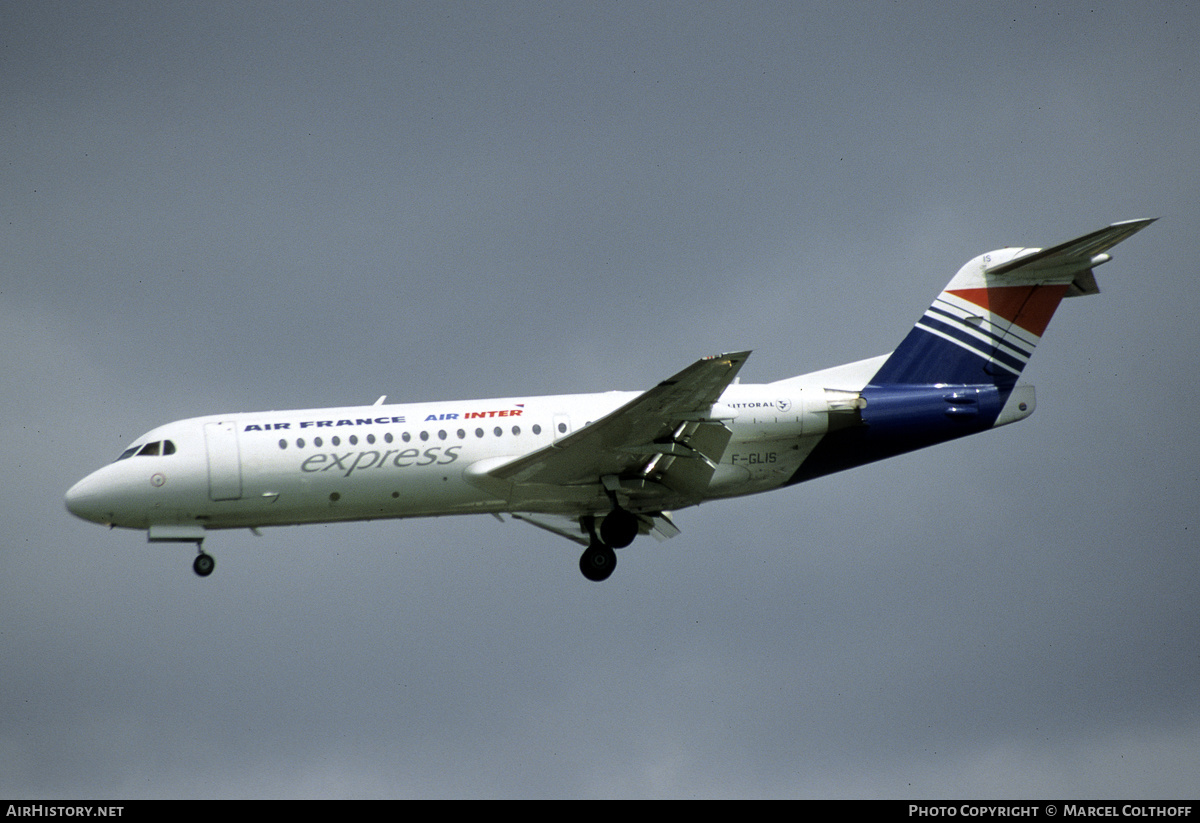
[985,218,1156,278]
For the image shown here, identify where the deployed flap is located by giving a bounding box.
[510,512,590,546]
[510,510,682,547]
[488,351,750,489]
[985,218,1156,278]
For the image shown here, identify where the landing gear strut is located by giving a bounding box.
[147,526,213,578]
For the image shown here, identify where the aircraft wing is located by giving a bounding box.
[487,351,751,498]
[985,218,1156,279]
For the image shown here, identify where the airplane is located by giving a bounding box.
[65,219,1154,581]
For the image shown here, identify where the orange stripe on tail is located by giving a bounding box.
[947,284,1069,338]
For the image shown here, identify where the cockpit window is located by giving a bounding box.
[116,440,177,461]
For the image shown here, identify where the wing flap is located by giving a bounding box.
[509,510,682,547]
[649,419,735,498]
[509,512,590,546]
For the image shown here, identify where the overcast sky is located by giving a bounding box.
[3,1,1197,799]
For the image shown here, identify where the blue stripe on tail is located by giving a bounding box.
[868,324,1021,388]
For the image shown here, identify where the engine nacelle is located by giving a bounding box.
[717,385,865,438]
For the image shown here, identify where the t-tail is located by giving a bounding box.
[788,219,1156,484]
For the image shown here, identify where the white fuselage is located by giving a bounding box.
[64,380,847,534]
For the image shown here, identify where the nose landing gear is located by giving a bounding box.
[147,525,214,578]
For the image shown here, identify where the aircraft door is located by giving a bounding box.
[203,421,243,501]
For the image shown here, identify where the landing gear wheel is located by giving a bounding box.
[599,508,638,549]
[193,552,215,577]
[579,543,617,582]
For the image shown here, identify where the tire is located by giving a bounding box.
[193,553,215,577]
[579,544,616,582]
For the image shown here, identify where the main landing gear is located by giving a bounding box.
[579,541,616,582]
[578,509,640,582]
[192,550,215,577]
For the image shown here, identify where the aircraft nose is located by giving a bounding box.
[64,472,116,525]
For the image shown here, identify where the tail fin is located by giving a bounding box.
[869,219,1156,387]
[784,219,1154,486]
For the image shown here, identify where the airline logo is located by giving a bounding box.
[241,407,522,433]
[727,399,792,412]
[424,408,524,421]
[916,284,1067,377]
[301,446,462,477]
[244,416,406,432]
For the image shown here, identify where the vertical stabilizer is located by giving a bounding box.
[784,219,1154,486]
[869,219,1155,388]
